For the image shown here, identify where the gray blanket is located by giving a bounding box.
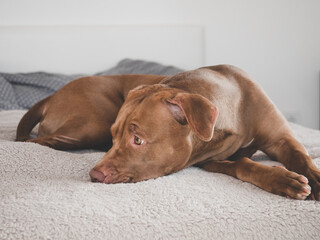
[0,59,182,110]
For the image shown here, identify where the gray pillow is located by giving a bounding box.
[97,58,183,76]
[0,59,183,110]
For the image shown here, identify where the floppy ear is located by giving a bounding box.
[167,92,218,142]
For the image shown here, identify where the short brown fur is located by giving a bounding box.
[16,66,320,200]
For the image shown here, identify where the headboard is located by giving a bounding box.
[0,25,204,74]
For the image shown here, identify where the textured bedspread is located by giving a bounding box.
[1,110,320,240]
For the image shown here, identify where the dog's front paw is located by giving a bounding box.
[303,167,320,200]
[269,166,311,200]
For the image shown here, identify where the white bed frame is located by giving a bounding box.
[0,25,204,74]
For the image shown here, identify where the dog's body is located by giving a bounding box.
[16,74,165,150]
[17,65,320,200]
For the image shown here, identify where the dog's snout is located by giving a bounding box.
[89,168,106,183]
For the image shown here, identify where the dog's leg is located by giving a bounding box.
[27,135,83,150]
[228,145,258,161]
[197,157,311,200]
[261,134,320,200]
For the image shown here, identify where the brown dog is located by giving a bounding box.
[16,65,320,200]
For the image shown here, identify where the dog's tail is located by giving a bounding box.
[16,96,50,141]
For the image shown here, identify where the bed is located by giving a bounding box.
[1,26,320,239]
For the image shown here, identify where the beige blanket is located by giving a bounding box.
[1,110,320,239]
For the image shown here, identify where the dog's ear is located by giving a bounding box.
[166,93,218,142]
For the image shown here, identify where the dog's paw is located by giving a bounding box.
[269,166,311,200]
[303,167,320,201]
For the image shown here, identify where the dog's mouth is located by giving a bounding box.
[103,174,134,184]
[89,167,134,184]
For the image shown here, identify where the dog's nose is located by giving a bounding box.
[89,168,106,183]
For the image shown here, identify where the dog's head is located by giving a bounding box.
[89,84,218,183]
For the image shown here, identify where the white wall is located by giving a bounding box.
[1,0,320,129]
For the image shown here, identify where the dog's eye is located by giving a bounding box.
[134,136,144,145]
